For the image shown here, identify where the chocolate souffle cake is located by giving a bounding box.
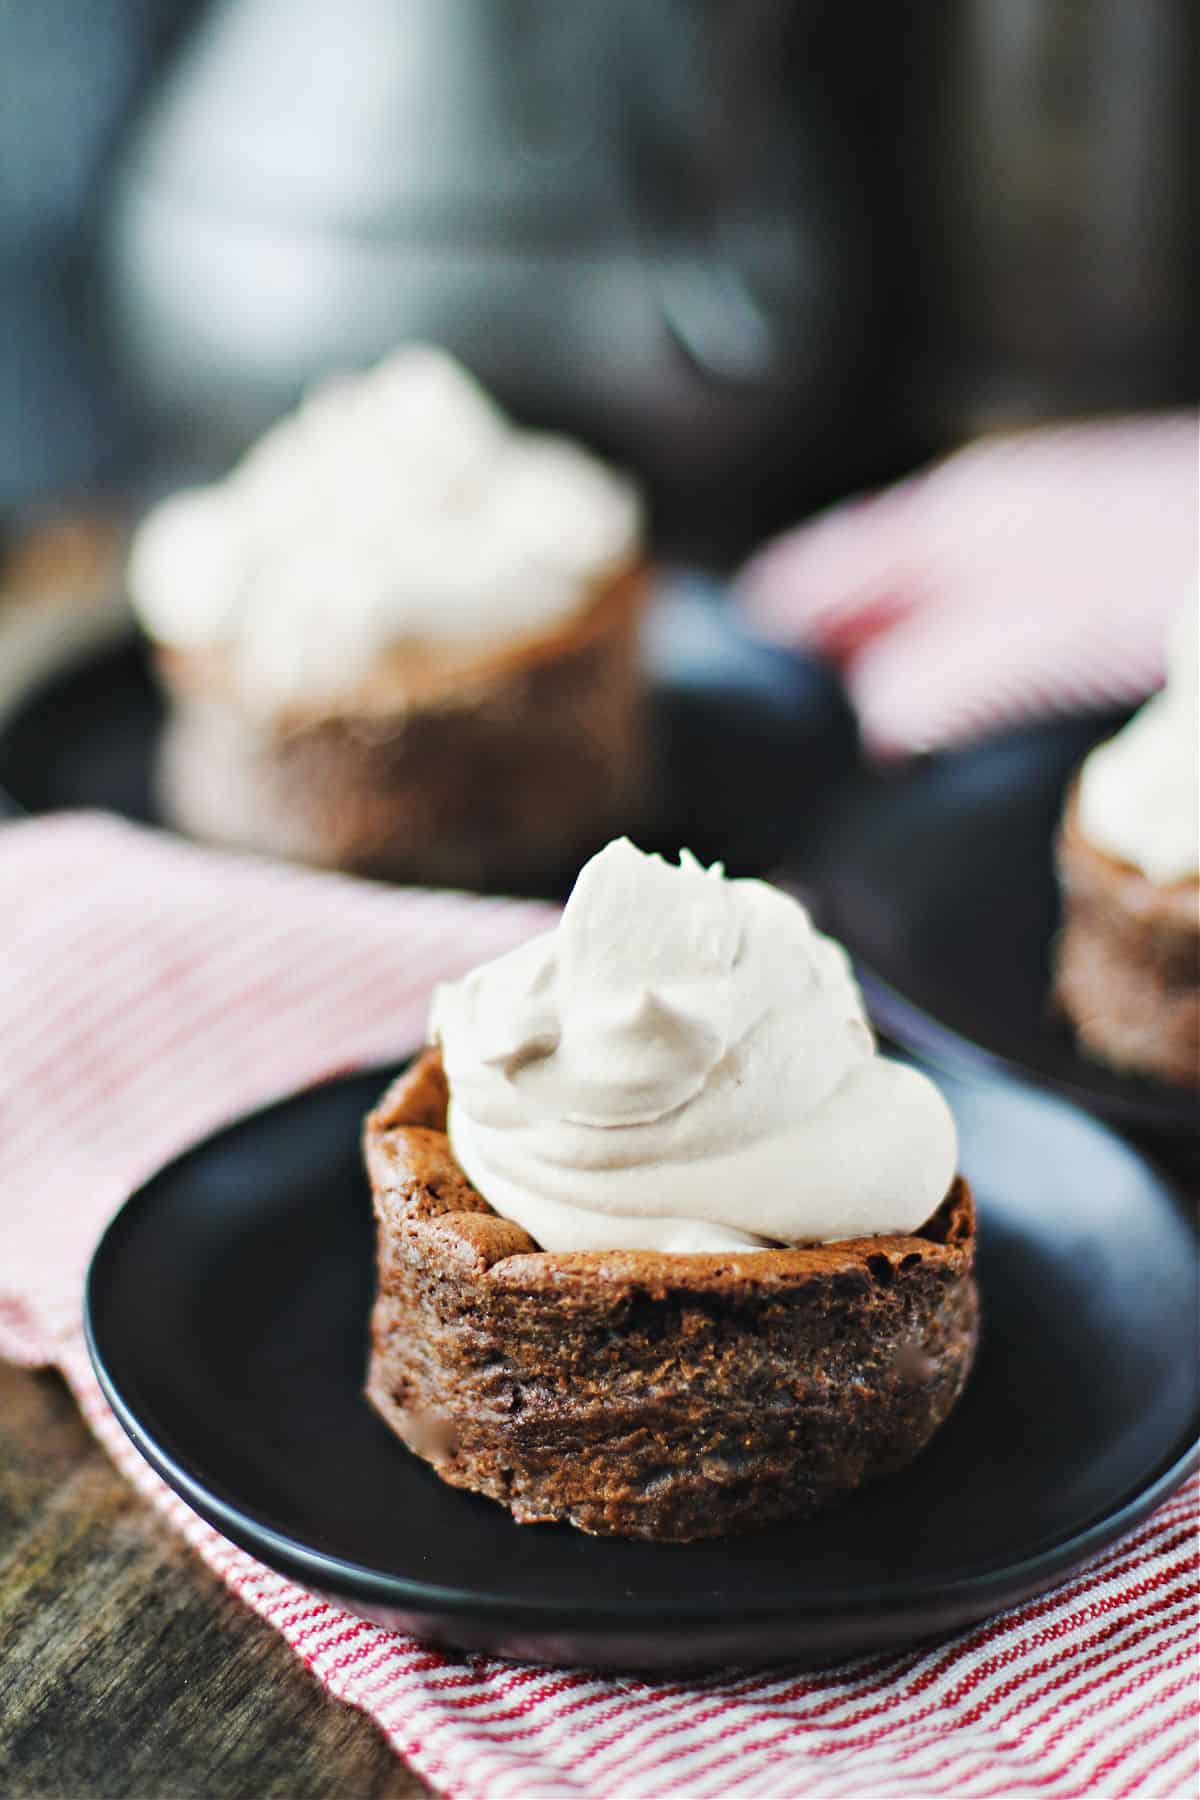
[127,347,647,888]
[1054,594,1199,1088]
[365,841,979,1541]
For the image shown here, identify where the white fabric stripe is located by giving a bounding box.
[841,1655,1198,1800]
[390,1555,1194,1792]
[1108,1714,1200,1800]
[804,1623,1196,1800]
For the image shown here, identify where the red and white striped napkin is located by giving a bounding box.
[2,814,1196,1800]
[738,413,1199,759]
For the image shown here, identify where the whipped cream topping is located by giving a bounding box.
[431,840,958,1254]
[127,347,642,712]
[1077,593,1199,884]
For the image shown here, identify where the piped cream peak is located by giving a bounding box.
[431,839,957,1253]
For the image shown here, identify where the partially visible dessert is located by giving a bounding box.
[365,839,979,1541]
[1054,595,1199,1087]
[0,512,127,723]
[127,348,647,888]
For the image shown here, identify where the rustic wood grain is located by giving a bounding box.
[0,1362,430,1799]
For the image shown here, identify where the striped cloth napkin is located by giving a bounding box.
[2,813,1196,1800]
[738,413,1199,758]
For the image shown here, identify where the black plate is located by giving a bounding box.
[85,1060,1198,1670]
[808,715,1200,1140]
[0,575,857,887]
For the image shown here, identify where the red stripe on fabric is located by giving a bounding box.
[951,1589,1199,1726]
[838,1624,1199,1800]
[567,1584,1198,1798]
[1014,1653,1200,1794]
[1100,1705,1200,1800]
[4,879,532,1104]
[949,1656,1200,1800]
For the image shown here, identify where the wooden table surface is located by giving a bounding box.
[0,1361,431,1799]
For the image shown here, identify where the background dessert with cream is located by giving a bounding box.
[127,347,648,887]
[366,839,979,1539]
[1055,593,1199,1086]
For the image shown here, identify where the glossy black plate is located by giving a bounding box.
[808,715,1200,1139]
[85,1059,1198,1670]
[0,575,857,887]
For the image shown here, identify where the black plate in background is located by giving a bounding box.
[0,573,857,887]
[806,714,1200,1140]
[85,1060,1198,1670]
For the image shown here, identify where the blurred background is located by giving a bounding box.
[4,0,1197,539]
[0,0,1196,763]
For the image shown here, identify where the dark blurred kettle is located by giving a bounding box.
[917,0,1198,432]
[103,0,864,552]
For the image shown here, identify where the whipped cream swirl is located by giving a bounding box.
[431,840,958,1253]
[1077,593,1199,884]
[128,347,641,713]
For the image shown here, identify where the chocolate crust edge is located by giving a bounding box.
[364,1051,981,1541]
[151,565,650,888]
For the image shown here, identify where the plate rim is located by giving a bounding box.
[83,1060,1200,1653]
